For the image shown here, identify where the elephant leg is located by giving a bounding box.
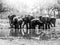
[26,23,29,29]
[45,23,47,29]
[43,24,44,30]
[54,19,56,27]
[54,24,55,27]
[29,23,31,29]
[22,22,26,29]
[48,23,50,29]
[38,25,41,29]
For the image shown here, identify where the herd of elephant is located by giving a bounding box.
[8,15,56,37]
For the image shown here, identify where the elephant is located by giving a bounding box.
[30,18,43,36]
[39,16,51,29]
[8,15,16,28]
[8,15,23,36]
[13,16,24,36]
[22,15,35,37]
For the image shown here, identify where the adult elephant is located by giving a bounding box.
[10,16,24,36]
[18,17,24,36]
[39,16,51,29]
[8,15,19,36]
[22,15,35,37]
[13,16,24,36]
[22,15,34,29]
[13,17,19,36]
[8,15,16,28]
[30,18,43,36]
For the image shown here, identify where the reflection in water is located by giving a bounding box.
[0,24,60,40]
[9,28,60,40]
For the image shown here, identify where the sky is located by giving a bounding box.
[1,0,58,14]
